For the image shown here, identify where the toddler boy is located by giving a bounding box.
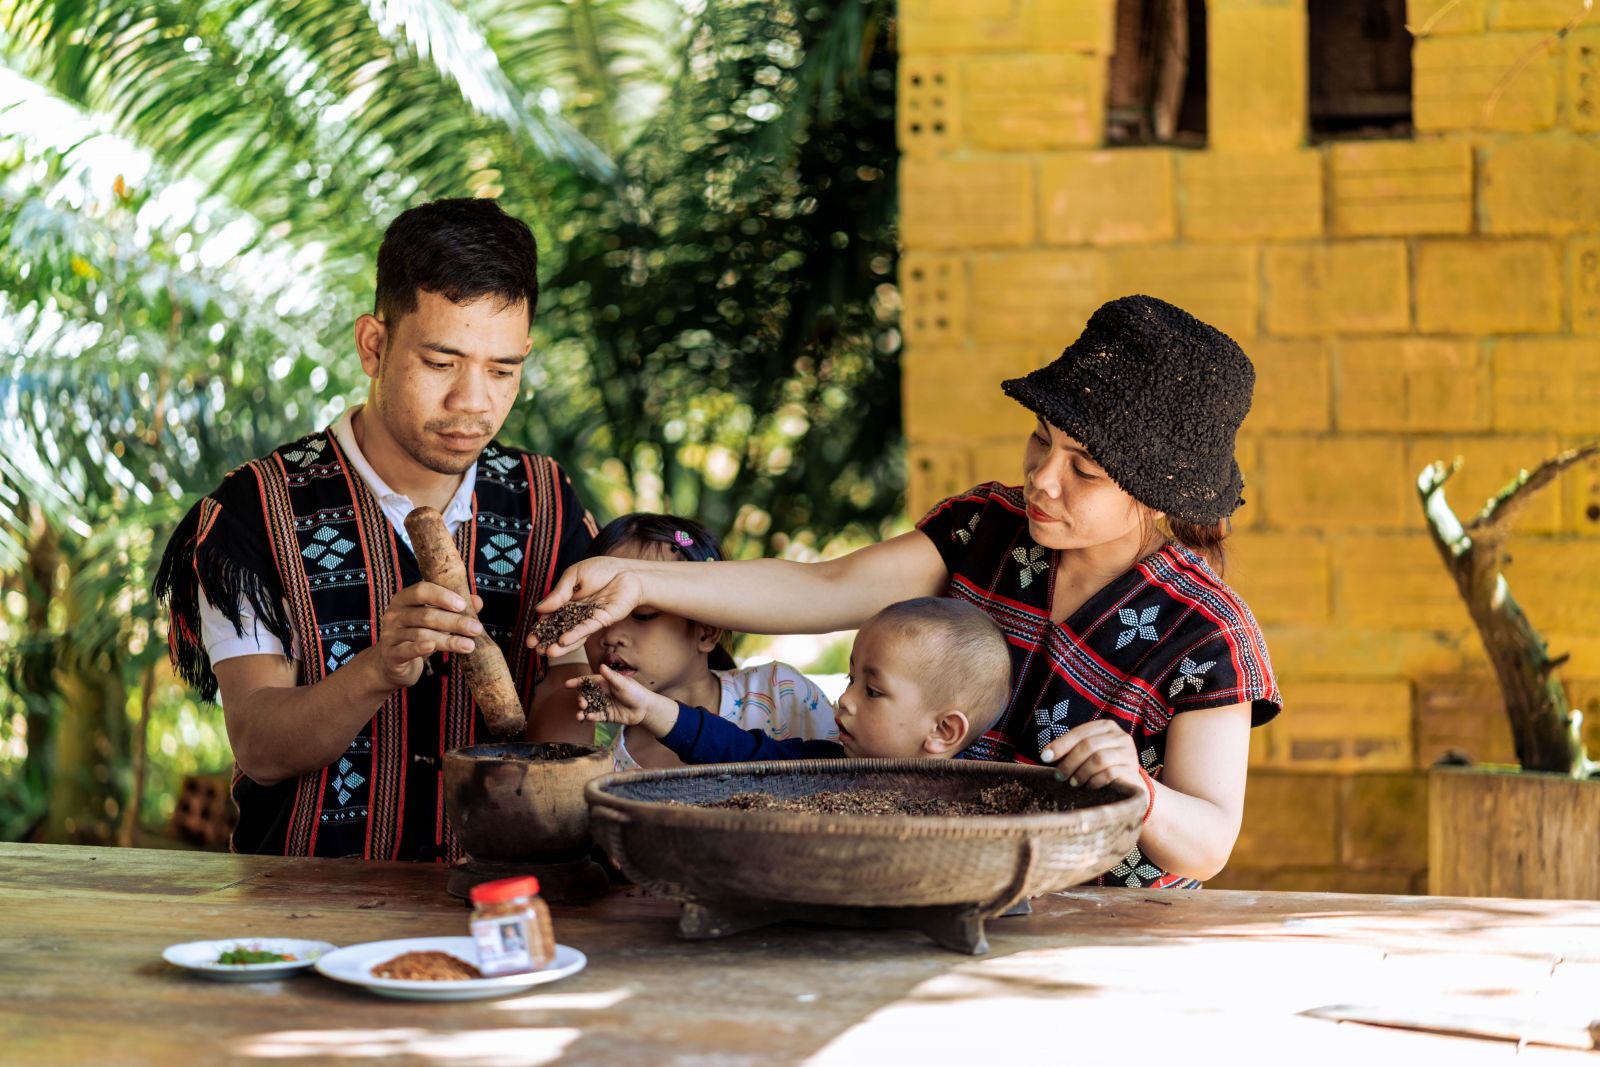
[574,597,1012,762]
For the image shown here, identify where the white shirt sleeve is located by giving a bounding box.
[198,590,298,665]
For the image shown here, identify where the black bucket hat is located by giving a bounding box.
[1001,294,1253,524]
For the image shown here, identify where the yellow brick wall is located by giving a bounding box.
[898,0,1600,892]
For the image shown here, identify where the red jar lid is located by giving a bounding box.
[470,875,540,905]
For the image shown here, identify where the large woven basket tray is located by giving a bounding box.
[586,759,1144,914]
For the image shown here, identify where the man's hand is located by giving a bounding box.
[373,582,485,690]
[529,557,645,658]
[567,664,679,737]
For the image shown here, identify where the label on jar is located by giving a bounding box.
[471,914,535,976]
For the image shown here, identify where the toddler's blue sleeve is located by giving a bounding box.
[662,703,845,763]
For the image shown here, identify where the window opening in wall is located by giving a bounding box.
[1105,0,1208,147]
[1309,0,1413,140]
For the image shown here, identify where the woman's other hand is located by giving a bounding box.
[1040,720,1149,807]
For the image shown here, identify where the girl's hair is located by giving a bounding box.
[586,513,736,669]
[589,512,724,563]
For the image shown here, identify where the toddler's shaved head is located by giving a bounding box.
[863,598,1012,744]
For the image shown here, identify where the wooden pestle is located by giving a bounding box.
[403,506,526,738]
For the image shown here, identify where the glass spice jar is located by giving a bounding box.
[468,875,554,976]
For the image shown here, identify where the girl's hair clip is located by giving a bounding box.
[672,529,695,549]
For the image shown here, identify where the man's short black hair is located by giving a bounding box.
[374,198,538,327]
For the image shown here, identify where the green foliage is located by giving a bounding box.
[0,0,901,842]
[0,135,357,841]
[3,0,609,271]
[525,0,901,555]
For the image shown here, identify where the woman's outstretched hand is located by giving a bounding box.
[528,557,644,657]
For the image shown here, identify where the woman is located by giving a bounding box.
[532,295,1280,887]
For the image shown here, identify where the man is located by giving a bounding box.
[155,198,596,861]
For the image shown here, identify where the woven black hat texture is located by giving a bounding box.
[1001,294,1254,524]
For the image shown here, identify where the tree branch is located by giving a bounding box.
[1406,0,1464,37]
[1484,0,1593,117]
[1416,449,1593,777]
[1418,458,1469,560]
[1469,442,1600,537]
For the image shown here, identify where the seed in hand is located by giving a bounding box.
[532,600,598,648]
[578,677,611,717]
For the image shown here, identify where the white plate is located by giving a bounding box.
[314,936,587,1001]
[163,938,337,981]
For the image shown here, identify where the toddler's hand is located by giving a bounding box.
[566,663,679,736]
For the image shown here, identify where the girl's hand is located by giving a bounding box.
[1040,720,1149,804]
[529,558,645,657]
[566,664,679,736]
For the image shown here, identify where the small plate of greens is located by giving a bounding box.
[163,938,337,981]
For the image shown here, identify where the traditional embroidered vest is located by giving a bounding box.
[156,429,583,861]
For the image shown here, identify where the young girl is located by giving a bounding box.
[533,296,1280,888]
[575,513,838,771]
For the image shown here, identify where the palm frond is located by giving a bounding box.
[370,0,612,170]
[1,0,604,266]
[472,0,684,153]
[0,121,361,573]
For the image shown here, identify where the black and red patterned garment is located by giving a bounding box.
[155,430,595,862]
[919,482,1281,889]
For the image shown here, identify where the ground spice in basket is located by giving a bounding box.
[694,783,1070,817]
[532,600,598,648]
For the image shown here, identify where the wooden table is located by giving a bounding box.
[5,842,1600,1065]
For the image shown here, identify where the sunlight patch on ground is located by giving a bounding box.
[800,933,1594,1064]
[234,1027,578,1065]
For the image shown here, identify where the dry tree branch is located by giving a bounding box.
[1406,0,1465,38]
[1419,458,1469,557]
[1417,446,1600,777]
[1485,0,1593,117]
[1469,442,1600,538]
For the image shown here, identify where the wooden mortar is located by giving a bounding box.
[444,742,615,862]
